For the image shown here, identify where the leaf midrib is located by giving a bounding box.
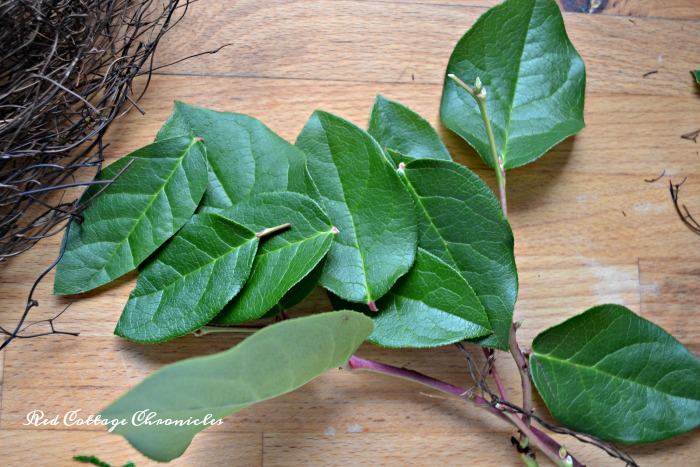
[179,109,243,206]
[78,139,198,292]
[532,352,700,401]
[132,234,257,302]
[402,174,495,329]
[319,115,374,304]
[500,0,536,164]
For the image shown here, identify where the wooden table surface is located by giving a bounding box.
[2,1,699,465]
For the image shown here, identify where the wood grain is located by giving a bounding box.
[559,0,700,20]
[151,1,700,96]
[1,0,699,465]
[0,430,262,466]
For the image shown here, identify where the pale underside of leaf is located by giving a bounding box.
[114,214,258,343]
[101,311,374,462]
[54,137,208,295]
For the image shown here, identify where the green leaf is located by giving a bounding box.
[440,0,586,169]
[277,258,326,309]
[73,455,112,467]
[368,95,452,163]
[54,137,208,295]
[212,192,335,324]
[296,111,418,307]
[114,214,258,342]
[73,455,133,467]
[157,101,319,211]
[330,248,491,348]
[400,159,517,350]
[101,311,373,462]
[530,304,700,443]
[262,259,326,319]
[693,70,700,86]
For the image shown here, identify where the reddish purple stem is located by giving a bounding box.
[347,354,582,467]
[482,347,508,402]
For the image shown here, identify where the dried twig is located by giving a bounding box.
[0,0,186,261]
[681,129,700,143]
[670,178,700,236]
[0,0,188,349]
[644,169,665,183]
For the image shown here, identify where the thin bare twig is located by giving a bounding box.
[670,179,700,236]
[644,169,665,183]
[0,0,186,348]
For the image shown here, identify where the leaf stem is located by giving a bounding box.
[256,223,292,238]
[509,323,534,435]
[508,322,532,426]
[447,74,507,216]
[346,355,581,467]
[502,410,574,467]
[346,355,508,421]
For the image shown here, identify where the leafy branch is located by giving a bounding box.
[56,0,700,464]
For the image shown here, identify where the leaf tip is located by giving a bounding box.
[331,226,339,234]
[368,300,378,312]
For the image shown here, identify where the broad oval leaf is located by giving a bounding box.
[530,304,700,443]
[400,159,517,350]
[157,101,319,211]
[330,248,492,348]
[296,111,418,307]
[114,214,258,343]
[368,95,452,164]
[440,0,586,169]
[54,137,208,295]
[212,192,335,324]
[101,311,373,462]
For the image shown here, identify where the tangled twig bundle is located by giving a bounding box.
[0,0,188,349]
[0,0,186,261]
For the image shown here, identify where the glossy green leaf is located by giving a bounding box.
[114,214,258,342]
[330,248,491,348]
[296,111,418,307]
[440,0,586,169]
[157,101,319,211]
[101,311,373,462]
[530,304,700,443]
[54,137,208,295]
[368,95,452,163]
[263,259,326,318]
[400,159,517,350]
[212,192,335,324]
[693,70,700,86]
